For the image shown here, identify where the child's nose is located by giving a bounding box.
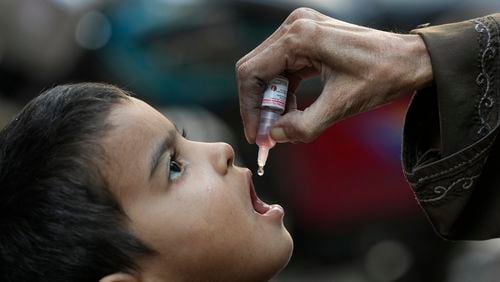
[211,142,235,175]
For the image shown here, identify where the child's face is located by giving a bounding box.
[100,98,293,281]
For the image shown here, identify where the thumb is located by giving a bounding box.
[270,109,324,143]
[270,80,342,143]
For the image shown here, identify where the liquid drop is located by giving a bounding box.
[257,166,264,176]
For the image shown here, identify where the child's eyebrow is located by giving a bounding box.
[149,127,177,180]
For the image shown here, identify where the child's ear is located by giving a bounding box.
[99,273,139,282]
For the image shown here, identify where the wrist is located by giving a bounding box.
[402,34,434,91]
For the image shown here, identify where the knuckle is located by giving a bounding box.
[287,7,316,22]
[235,58,244,71]
[289,18,316,35]
[236,61,251,79]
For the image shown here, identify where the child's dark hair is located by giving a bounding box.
[0,83,154,281]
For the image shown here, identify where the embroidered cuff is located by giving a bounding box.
[402,14,500,239]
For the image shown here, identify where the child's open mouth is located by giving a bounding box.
[249,180,271,214]
[247,173,284,218]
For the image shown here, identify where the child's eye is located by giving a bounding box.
[168,159,182,182]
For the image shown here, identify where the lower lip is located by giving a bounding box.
[255,204,285,220]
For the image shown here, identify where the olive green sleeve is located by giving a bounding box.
[402,14,500,240]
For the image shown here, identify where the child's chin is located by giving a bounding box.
[267,232,294,278]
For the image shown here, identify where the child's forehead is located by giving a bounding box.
[101,98,177,171]
[108,97,175,133]
[99,98,177,197]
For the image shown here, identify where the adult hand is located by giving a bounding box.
[236,7,433,144]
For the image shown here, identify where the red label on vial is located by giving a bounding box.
[262,77,288,111]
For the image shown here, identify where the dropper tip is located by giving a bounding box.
[257,166,264,176]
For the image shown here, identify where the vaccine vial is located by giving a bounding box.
[256,75,289,176]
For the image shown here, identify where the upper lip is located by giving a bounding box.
[246,169,271,214]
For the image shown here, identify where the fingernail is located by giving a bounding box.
[270,127,288,143]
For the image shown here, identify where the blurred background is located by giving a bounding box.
[1,0,499,281]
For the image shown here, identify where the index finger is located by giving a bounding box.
[237,43,289,143]
[236,7,326,70]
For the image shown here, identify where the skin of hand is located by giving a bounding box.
[236,7,433,144]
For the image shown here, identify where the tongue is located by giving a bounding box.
[253,197,271,214]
